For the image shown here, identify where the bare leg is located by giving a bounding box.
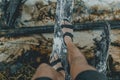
[62,21,96,80]
[32,63,65,80]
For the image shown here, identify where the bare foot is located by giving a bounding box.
[61,20,74,44]
[50,54,65,78]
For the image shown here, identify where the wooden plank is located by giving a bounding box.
[94,22,111,74]
[50,0,74,80]
[0,20,120,37]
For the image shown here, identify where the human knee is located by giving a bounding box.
[39,63,49,68]
[32,63,57,80]
[37,63,50,70]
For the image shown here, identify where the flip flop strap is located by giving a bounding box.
[50,59,64,72]
[63,32,73,41]
[56,67,65,72]
[50,59,61,66]
[63,18,71,22]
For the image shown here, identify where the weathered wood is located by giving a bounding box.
[111,42,120,47]
[0,26,54,37]
[0,20,120,37]
[1,0,27,28]
[94,22,111,74]
[50,0,74,80]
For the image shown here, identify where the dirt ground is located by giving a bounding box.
[0,29,120,71]
[0,0,120,79]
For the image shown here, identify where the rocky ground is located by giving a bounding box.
[0,0,120,79]
[3,0,118,27]
[0,30,120,79]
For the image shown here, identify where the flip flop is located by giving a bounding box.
[50,54,64,72]
[61,19,74,44]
